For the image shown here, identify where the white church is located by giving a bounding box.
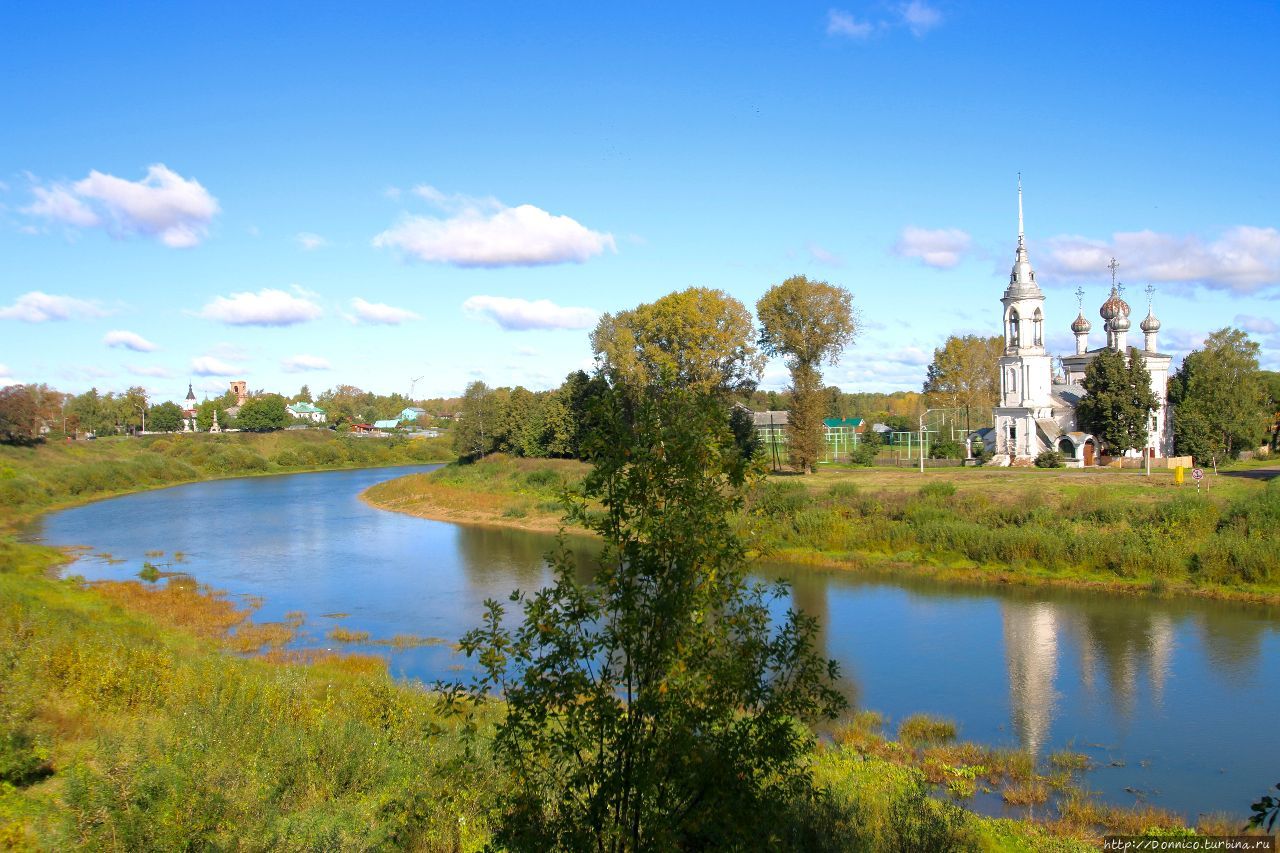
[980,184,1172,467]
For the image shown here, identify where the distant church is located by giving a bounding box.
[980,182,1171,466]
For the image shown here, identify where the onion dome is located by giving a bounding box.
[1099,286,1130,322]
[1071,312,1092,334]
[1110,312,1131,332]
[1140,309,1161,333]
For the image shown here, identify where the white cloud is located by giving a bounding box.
[899,1,942,36]
[198,287,323,326]
[191,356,242,377]
[827,4,941,40]
[826,9,874,38]
[807,241,845,266]
[349,297,420,325]
[894,226,972,269]
[0,364,11,379]
[128,364,173,378]
[463,295,599,331]
[0,291,105,322]
[374,188,615,267]
[1042,226,1280,294]
[103,329,159,352]
[1234,314,1279,335]
[24,164,219,248]
[23,185,100,227]
[296,232,326,250]
[281,354,331,373]
[880,346,932,366]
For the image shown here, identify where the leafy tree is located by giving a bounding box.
[456,388,845,850]
[235,394,289,432]
[562,369,611,458]
[1263,370,1280,449]
[729,404,763,462]
[1076,347,1158,455]
[923,335,1003,422]
[883,415,913,433]
[0,385,40,444]
[756,275,857,473]
[148,401,183,432]
[66,388,113,435]
[521,389,575,458]
[117,385,149,433]
[453,381,499,459]
[591,287,764,396]
[1169,329,1270,465]
[195,400,227,432]
[297,384,313,403]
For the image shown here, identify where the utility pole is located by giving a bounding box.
[409,375,423,401]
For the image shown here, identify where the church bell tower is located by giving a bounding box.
[993,177,1055,458]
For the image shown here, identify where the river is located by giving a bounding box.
[30,465,1280,822]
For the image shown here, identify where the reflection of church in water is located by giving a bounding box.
[979,181,1174,465]
[1000,600,1176,754]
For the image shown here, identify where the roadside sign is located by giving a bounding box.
[1192,468,1204,481]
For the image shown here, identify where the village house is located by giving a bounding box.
[286,401,327,424]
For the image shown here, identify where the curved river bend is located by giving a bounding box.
[31,466,1280,821]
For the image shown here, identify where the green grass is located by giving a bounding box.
[0,563,499,849]
[743,465,1280,600]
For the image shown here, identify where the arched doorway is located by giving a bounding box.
[1083,440,1096,466]
[1058,438,1074,459]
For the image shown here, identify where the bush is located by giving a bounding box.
[929,440,965,460]
[1034,450,1064,468]
[849,443,878,466]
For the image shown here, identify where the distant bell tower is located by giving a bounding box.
[993,175,1055,458]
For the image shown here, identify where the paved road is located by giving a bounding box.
[1220,463,1280,481]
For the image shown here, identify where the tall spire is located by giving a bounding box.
[1006,173,1039,294]
[1017,172,1024,247]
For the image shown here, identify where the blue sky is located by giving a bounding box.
[2,1,1277,404]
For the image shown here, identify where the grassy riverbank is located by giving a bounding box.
[366,456,1280,605]
[0,446,1263,847]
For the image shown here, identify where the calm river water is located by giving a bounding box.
[30,465,1280,821]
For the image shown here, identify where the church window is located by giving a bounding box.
[1033,308,1043,346]
[1008,310,1020,346]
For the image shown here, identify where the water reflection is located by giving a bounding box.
[1002,601,1058,755]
